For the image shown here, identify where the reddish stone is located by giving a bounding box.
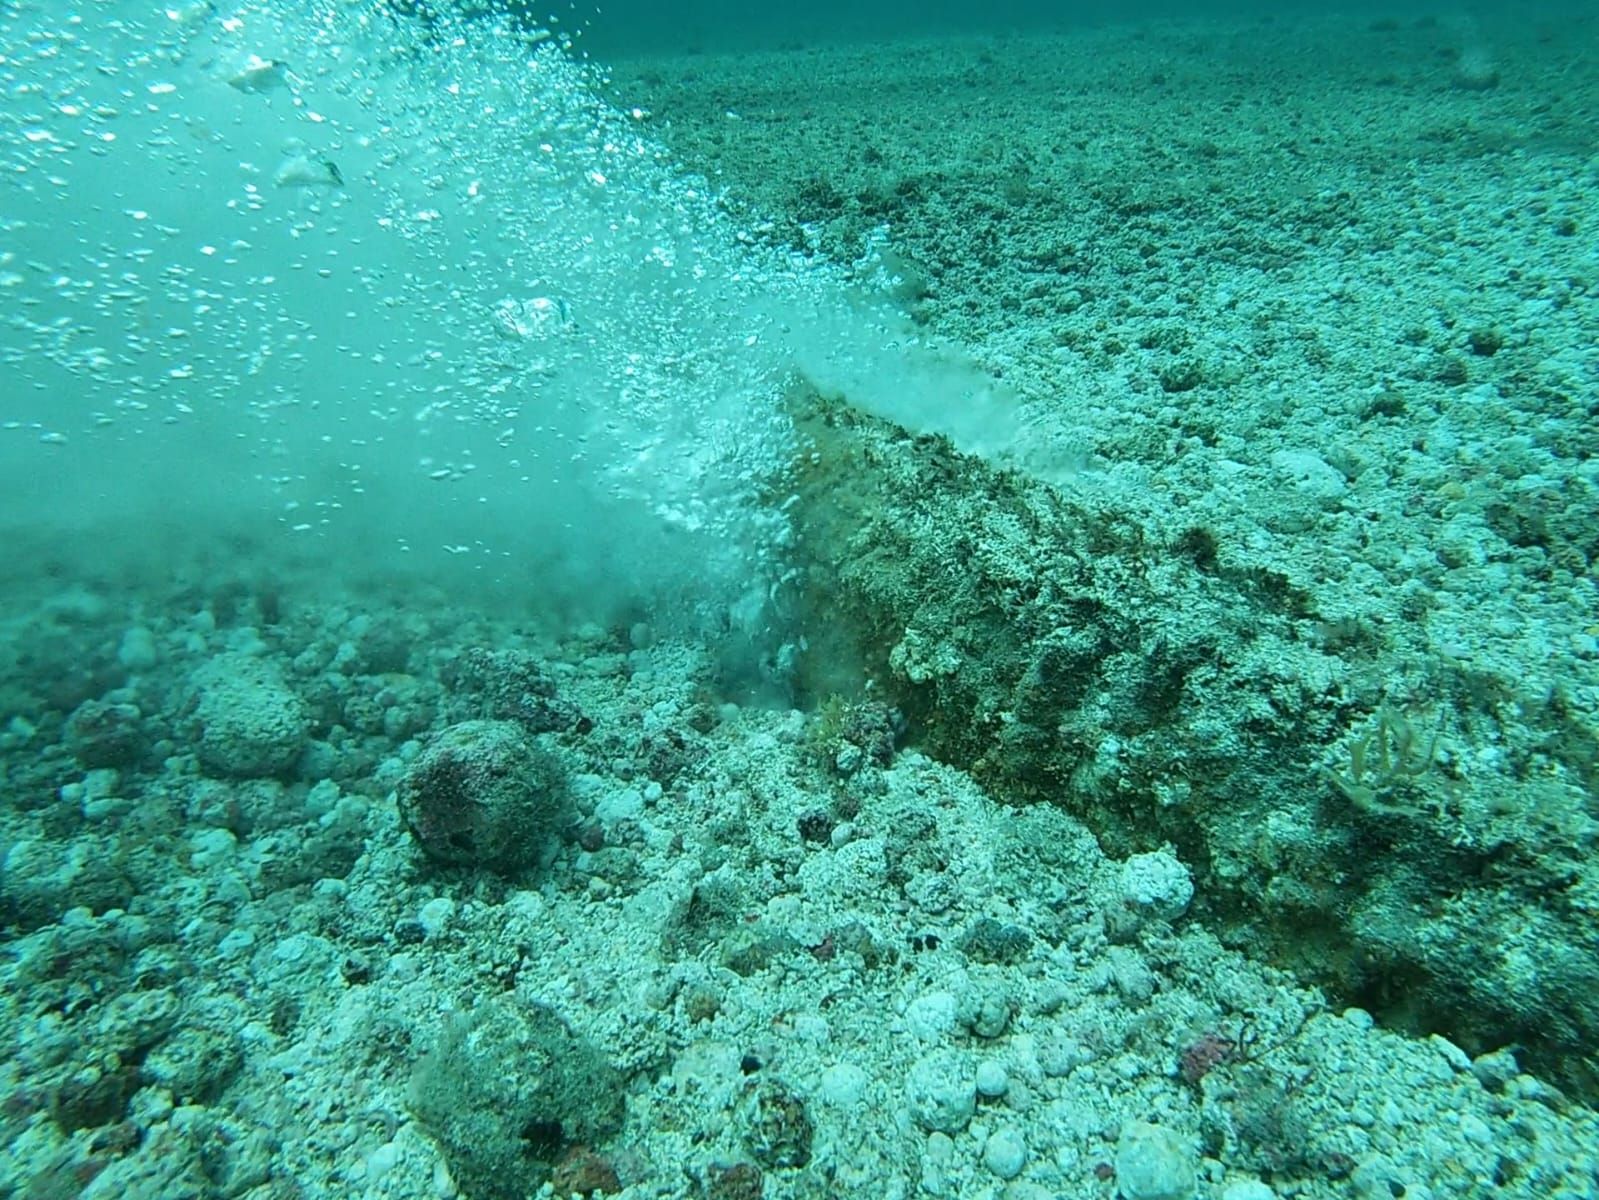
[550,1146,620,1196]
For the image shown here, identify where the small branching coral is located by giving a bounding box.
[1323,706,1442,817]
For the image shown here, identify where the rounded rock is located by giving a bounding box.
[907,990,959,1041]
[818,1062,868,1108]
[1470,1047,1518,1092]
[956,985,1013,1039]
[974,1059,1009,1099]
[1119,850,1194,923]
[66,700,145,768]
[193,655,307,778]
[1114,1121,1196,1200]
[118,626,159,671]
[905,1050,975,1134]
[406,996,623,1199]
[982,1126,1028,1179]
[397,720,567,872]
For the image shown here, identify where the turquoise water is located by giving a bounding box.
[0,0,1020,622]
[2,2,1597,1198]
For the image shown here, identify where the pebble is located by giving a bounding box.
[905,1050,976,1133]
[975,1060,1009,1098]
[1118,850,1194,921]
[119,626,159,670]
[1470,1047,1518,1092]
[1039,1036,1085,1078]
[1114,1121,1196,1200]
[983,1126,1028,1179]
[418,897,455,938]
[921,1131,956,1196]
[364,1140,401,1181]
[907,990,959,1040]
[818,1062,868,1108]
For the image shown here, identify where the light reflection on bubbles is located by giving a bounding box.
[0,0,811,621]
[1,0,1016,629]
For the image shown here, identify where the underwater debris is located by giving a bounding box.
[273,151,343,189]
[225,54,290,93]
